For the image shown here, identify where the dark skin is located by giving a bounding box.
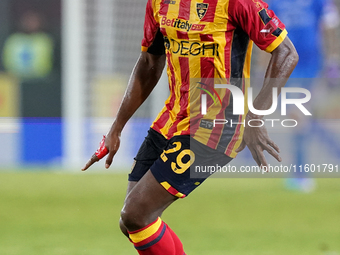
[236,37,299,167]
[82,36,298,236]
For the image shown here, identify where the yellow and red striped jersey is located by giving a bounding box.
[141,0,287,158]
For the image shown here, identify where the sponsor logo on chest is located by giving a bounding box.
[161,16,205,32]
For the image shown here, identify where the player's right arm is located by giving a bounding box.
[82,51,166,171]
[82,0,165,171]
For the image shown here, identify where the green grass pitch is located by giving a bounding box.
[0,171,339,255]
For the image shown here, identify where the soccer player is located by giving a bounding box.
[82,0,298,254]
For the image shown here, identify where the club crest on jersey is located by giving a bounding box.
[196,3,209,20]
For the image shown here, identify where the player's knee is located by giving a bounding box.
[120,208,146,232]
[119,217,129,238]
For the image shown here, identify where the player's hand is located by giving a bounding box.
[81,131,121,171]
[236,116,282,168]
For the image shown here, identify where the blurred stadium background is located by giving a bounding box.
[0,0,340,254]
[0,0,169,169]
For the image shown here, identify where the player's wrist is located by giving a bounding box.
[108,121,124,136]
[246,112,264,120]
[245,112,264,128]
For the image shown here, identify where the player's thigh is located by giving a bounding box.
[125,181,137,197]
[128,128,167,182]
[121,170,178,231]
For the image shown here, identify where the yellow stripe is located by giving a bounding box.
[141,46,148,52]
[160,182,185,198]
[160,181,171,190]
[265,29,288,53]
[129,217,162,243]
[228,103,247,158]
[227,42,253,158]
[159,119,172,138]
[172,119,190,136]
[193,85,228,146]
[174,192,185,198]
[243,41,253,79]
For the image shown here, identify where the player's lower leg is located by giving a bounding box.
[128,217,184,255]
[120,171,185,255]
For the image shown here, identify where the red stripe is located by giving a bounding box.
[168,57,190,137]
[190,117,201,137]
[178,0,191,20]
[201,0,218,22]
[200,57,215,111]
[141,0,160,49]
[167,119,182,139]
[200,57,224,149]
[224,30,234,79]
[199,34,214,42]
[189,91,213,137]
[152,52,177,134]
[190,57,215,138]
[206,91,231,149]
[168,186,186,198]
[200,57,215,78]
[204,19,235,149]
[208,28,240,150]
[180,129,190,136]
[152,111,169,133]
[212,87,222,105]
[177,31,189,40]
[166,52,177,113]
[160,27,167,36]
[225,79,246,154]
[225,114,242,155]
[159,0,170,16]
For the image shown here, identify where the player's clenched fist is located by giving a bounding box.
[81,132,121,171]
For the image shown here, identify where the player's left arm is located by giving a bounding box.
[236,37,299,167]
[230,0,299,167]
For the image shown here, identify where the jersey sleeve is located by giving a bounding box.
[141,0,165,55]
[229,0,287,52]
